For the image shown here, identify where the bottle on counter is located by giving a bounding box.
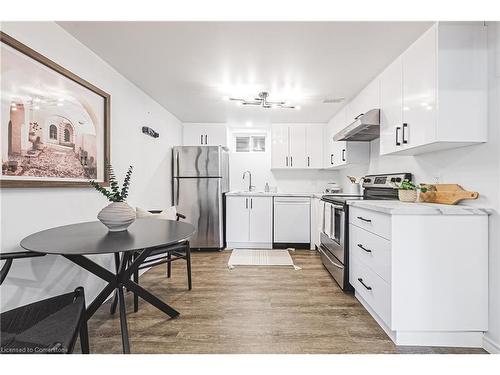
[264,182,270,192]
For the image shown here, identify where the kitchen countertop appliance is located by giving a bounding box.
[319,172,411,291]
[172,146,229,249]
[324,182,341,194]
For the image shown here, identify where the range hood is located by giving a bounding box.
[333,108,380,142]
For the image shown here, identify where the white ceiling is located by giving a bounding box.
[58,21,432,125]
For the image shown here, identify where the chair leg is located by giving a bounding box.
[167,253,172,278]
[79,316,90,354]
[133,253,139,313]
[186,242,192,290]
[110,253,121,315]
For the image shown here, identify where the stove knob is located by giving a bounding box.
[390,177,396,182]
[364,178,371,183]
[395,177,402,183]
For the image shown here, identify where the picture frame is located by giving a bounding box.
[0,32,110,188]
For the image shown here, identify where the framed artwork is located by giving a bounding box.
[0,32,110,188]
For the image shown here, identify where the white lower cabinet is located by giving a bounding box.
[348,205,488,347]
[226,196,272,248]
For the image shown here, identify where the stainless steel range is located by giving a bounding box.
[319,173,412,291]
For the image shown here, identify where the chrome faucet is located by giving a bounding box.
[242,170,255,192]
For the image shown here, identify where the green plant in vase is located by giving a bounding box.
[393,179,429,202]
[91,164,136,231]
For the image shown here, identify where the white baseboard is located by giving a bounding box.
[483,335,500,354]
[227,242,273,249]
[355,292,484,348]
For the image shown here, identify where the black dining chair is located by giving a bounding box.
[0,251,89,354]
[110,210,192,314]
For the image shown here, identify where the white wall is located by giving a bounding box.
[336,22,500,351]
[226,126,339,193]
[0,22,182,311]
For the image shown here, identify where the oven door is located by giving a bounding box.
[320,202,345,263]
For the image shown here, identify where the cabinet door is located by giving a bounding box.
[288,125,307,168]
[305,125,324,168]
[380,56,403,155]
[402,24,437,149]
[248,197,273,243]
[183,124,205,146]
[204,125,227,146]
[271,124,289,168]
[226,196,249,243]
[324,121,335,168]
[332,141,347,167]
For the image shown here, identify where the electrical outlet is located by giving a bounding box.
[433,176,440,184]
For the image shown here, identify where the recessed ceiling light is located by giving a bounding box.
[245,121,252,127]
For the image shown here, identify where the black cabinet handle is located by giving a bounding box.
[245,198,248,209]
[201,135,204,145]
[330,154,333,165]
[204,134,208,144]
[250,198,253,209]
[354,113,364,120]
[307,156,310,167]
[342,149,346,162]
[357,216,372,223]
[285,156,288,167]
[358,278,372,290]
[402,123,408,144]
[357,244,372,253]
[290,156,293,167]
[395,126,401,146]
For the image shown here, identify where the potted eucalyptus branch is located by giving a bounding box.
[90,164,136,231]
[393,179,429,203]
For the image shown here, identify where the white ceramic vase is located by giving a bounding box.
[97,202,136,232]
[398,189,418,203]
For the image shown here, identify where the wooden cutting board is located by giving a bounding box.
[419,184,479,205]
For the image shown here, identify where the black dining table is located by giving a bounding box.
[20,217,195,354]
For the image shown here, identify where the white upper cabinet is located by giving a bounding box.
[271,124,289,168]
[380,22,487,155]
[183,123,227,147]
[345,77,381,125]
[271,124,324,169]
[288,125,307,168]
[324,108,369,169]
[305,125,324,168]
[401,25,437,150]
[380,56,403,155]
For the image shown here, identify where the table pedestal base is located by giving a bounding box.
[64,248,180,354]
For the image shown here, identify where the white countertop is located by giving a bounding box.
[226,191,323,198]
[347,200,491,216]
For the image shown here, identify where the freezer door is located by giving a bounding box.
[173,177,223,249]
[173,146,222,177]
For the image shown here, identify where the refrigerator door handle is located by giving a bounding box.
[175,151,180,177]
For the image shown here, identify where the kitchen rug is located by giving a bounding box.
[227,249,301,270]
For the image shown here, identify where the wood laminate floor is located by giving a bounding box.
[87,250,486,354]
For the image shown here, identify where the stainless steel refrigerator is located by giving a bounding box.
[172,146,229,249]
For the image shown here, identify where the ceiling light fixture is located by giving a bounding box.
[226,91,299,110]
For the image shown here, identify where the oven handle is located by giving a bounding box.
[321,201,344,211]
